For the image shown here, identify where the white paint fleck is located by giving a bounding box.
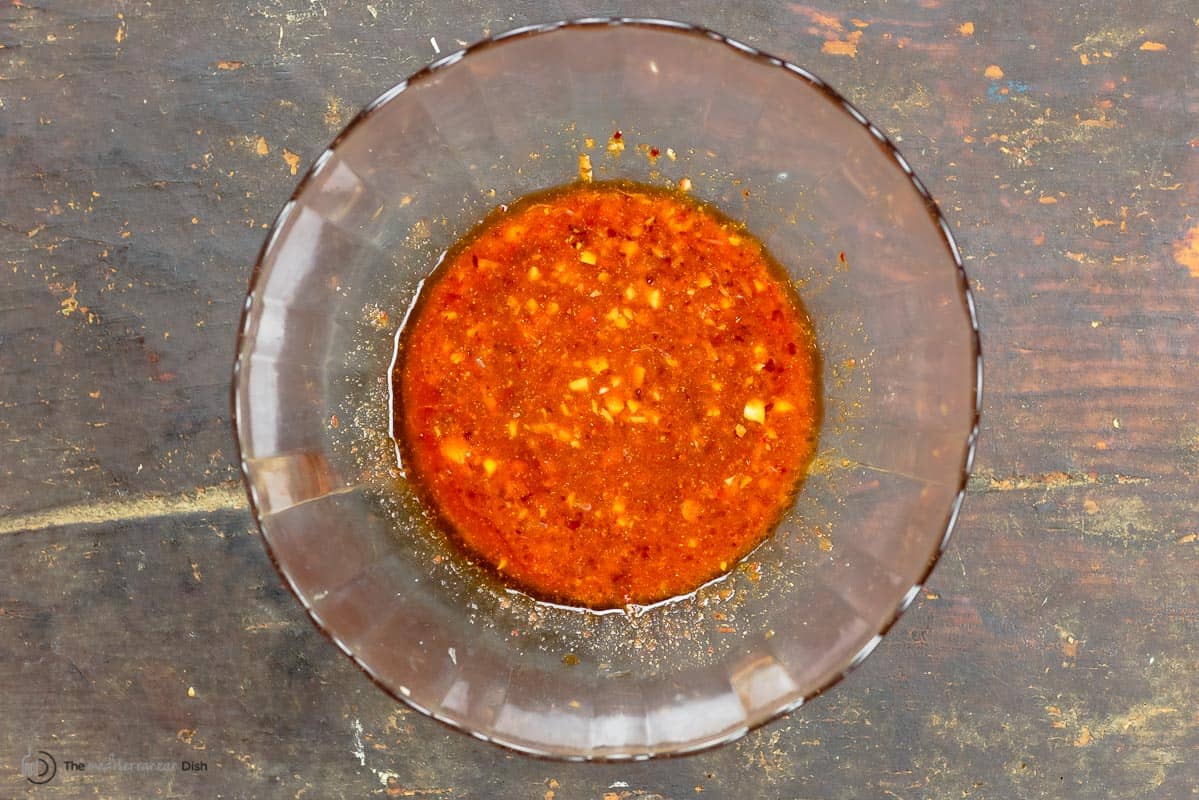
[448,647,457,665]
[430,36,440,54]
[350,718,366,766]
[609,781,630,788]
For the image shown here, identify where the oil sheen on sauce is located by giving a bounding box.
[393,181,821,609]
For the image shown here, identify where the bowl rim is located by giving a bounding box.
[231,15,983,762]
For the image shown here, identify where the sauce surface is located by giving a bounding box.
[394,182,821,609]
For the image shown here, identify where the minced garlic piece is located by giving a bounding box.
[743,399,767,424]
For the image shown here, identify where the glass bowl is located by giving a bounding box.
[232,18,981,760]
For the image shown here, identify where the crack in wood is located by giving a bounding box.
[968,471,1150,493]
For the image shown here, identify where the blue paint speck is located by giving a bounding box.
[987,79,1031,102]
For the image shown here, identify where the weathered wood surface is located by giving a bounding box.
[2,1,1196,797]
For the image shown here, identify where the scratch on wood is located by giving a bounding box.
[969,471,1149,493]
[243,620,293,632]
[0,482,246,535]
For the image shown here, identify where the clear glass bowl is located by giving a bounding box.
[232,18,981,760]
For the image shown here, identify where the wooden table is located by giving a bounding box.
[3,2,1196,797]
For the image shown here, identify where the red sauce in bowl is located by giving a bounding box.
[393,182,821,609]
